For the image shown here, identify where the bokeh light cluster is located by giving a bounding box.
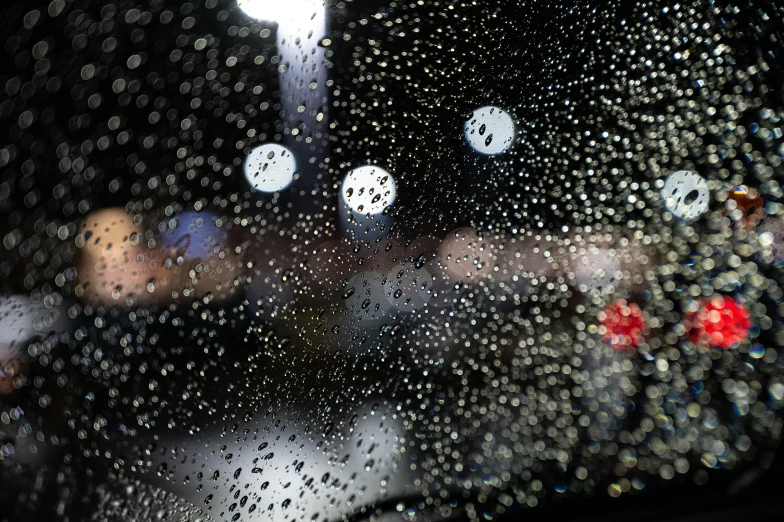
[0,0,783,521]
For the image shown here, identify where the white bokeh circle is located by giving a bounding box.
[244,144,296,192]
[342,165,397,215]
[464,106,515,155]
[660,170,710,221]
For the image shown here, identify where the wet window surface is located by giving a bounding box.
[1,1,784,521]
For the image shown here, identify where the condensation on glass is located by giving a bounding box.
[1,1,783,521]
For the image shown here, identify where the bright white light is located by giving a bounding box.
[237,0,322,24]
[244,143,296,192]
[342,165,397,215]
[660,170,710,221]
[464,106,515,155]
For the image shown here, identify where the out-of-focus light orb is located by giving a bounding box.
[244,143,296,192]
[723,184,764,230]
[237,0,321,23]
[686,295,750,349]
[660,170,710,221]
[770,382,784,402]
[342,165,397,215]
[571,243,621,296]
[464,106,515,155]
[76,207,164,306]
[0,355,25,395]
[599,300,646,350]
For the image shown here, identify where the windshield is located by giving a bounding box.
[1,1,783,521]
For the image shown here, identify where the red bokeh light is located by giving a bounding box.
[0,357,25,395]
[724,185,764,230]
[685,295,751,349]
[600,300,646,349]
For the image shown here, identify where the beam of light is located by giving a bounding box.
[239,0,328,213]
[237,0,323,25]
